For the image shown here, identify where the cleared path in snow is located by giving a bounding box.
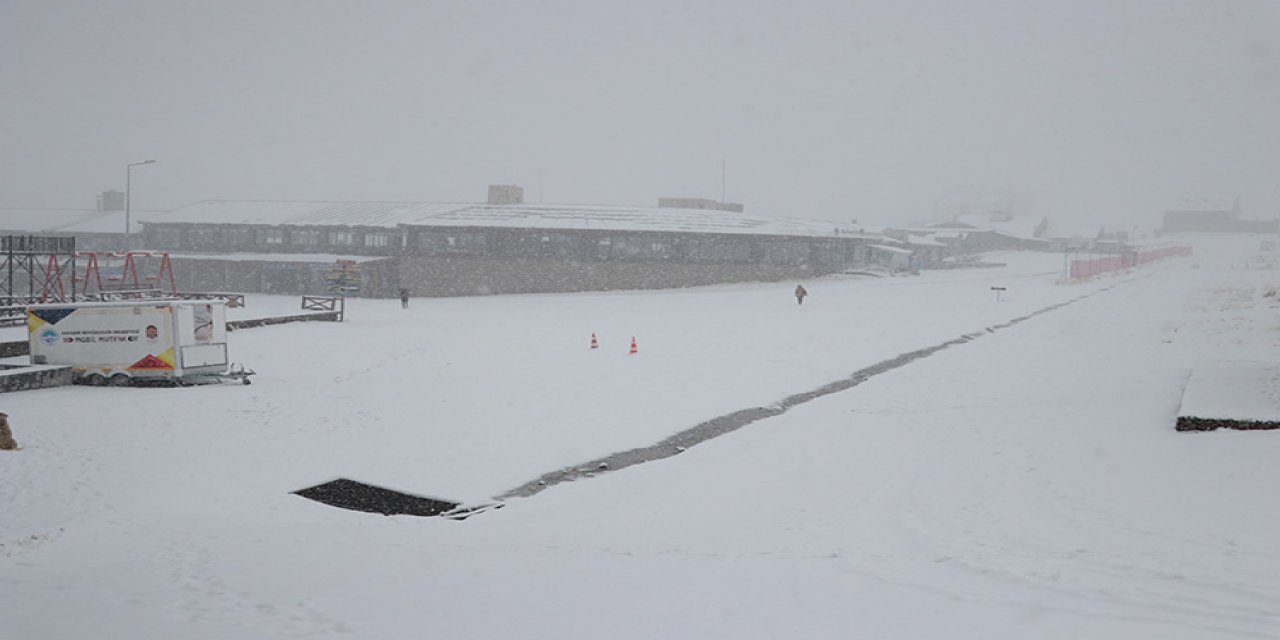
[497,284,1116,501]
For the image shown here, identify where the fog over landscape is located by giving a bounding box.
[1,0,1277,228]
[5,3,1280,638]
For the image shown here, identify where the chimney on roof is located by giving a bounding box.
[488,185,524,205]
[97,190,124,212]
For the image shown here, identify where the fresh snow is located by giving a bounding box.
[1178,360,1280,423]
[1,236,1278,639]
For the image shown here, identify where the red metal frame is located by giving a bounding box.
[79,251,178,296]
[39,254,69,301]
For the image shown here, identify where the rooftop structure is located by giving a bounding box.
[143,199,855,240]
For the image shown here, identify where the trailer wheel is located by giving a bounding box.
[242,377,252,385]
[108,374,132,387]
[85,373,107,387]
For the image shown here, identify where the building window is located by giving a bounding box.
[257,228,284,245]
[418,231,487,255]
[152,226,184,247]
[510,232,579,258]
[189,227,222,249]
[227,227,252,249]
[328,230,354,246]
[364,232,392,248]
[763,241,809,265]
[686,238,751,262]
[604,235,673,261]
[293,229,321,246]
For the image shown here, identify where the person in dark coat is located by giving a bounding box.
[794,284,808,305]
[399,289,410,309]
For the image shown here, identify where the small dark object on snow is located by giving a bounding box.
[0,412,18,451]
[1176,416,1280,432]
[293,478,458,517]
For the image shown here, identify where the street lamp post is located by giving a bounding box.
[125,159,156,251]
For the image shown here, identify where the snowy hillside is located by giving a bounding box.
[1,236,1277,639]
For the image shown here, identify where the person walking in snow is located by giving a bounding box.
[399,288,410,309]
[794,284,808,306]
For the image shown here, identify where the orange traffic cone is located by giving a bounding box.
[629,336,638,355]
[590,333,599,349]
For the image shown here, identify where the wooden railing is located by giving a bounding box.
[81,289,169,302]
[301,295,344,322]
[0,306,25,327]
[176,291,246,308]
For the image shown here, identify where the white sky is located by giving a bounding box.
[1,0,1277,228]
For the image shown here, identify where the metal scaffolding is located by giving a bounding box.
[2,235,77,306]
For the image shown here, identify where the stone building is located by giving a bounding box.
[137,198,886,297]
[1162,198,1278,233]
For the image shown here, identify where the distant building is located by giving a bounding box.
[136,196,885,297]
[924,211,1055,252]
[97,190,124,212]
[1162,197,1278,233]
[487,184,524,205]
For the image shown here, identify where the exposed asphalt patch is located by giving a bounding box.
[495,286,1113,502]
[1176,417,1280,432]
[294,478,462,517]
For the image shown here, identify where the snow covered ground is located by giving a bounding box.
[2,235,1278,639]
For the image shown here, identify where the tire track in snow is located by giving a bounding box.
[493,286,1115,503]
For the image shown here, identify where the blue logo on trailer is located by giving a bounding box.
[31,307,76,325]
[39,328,59,346]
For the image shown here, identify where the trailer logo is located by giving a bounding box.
[29,308,76,326]
[129,354,174,370]
[39,328,59,346]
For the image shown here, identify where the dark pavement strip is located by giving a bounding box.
[495,286,1115,502]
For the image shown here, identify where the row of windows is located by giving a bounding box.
[148,225,861,265]
[159,226,397,249]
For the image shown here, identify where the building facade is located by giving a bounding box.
[1162,198,1278,233]
[139,200,887,297]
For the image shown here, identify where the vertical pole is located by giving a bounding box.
[70,238,77,301]
[23,238,33,301]
[721,159,726,203]
[125,166,132,252]
[5,236,12,306]
[125,160,155,253]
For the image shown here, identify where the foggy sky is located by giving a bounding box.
[1,0,1276,229]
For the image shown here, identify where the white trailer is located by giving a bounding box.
[27,300,252,386]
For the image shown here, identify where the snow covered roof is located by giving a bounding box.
[144,199,864,240]
[148,200,462,228]
[1166,197,1239,212]
[0,207,94,232]
[1040,221,1103,240]
[905,234,947,247]
[953,213,1045,240]
[0,207,165,234]
[167,252,386,264]
[868,244,914,255]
